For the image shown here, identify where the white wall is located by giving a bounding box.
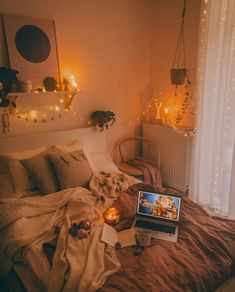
[0,0,152,153]
[0,0,201,154]
[149,0,201,128]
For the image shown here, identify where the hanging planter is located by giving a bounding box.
[170,0,188,87]
[169,0,194,125]
[170,68,187,86]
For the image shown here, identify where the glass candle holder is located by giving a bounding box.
[104,207,120,225]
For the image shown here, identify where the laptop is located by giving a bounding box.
[133,190,182,242]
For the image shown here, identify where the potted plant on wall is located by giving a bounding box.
[0,67,19,108]
[90,110,116,132]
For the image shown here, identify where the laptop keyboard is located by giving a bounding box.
[135,220,176,234]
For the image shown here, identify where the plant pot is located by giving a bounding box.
[170,68,187,85]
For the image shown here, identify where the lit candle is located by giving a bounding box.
[165,107,169,124]
[104,207,120,225]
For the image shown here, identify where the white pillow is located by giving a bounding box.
[2,145,47,160]
[48,140,83,153]
[88,152,119,172]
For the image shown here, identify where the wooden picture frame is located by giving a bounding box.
[3,14,60,91]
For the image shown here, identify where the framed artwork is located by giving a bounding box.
[3,14,60,90]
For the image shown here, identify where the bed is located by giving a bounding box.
[0,127,235,292]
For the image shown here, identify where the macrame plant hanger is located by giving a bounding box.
[170,0,189,96]
[170,0,193,124]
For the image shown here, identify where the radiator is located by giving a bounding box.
[143,123,193,192]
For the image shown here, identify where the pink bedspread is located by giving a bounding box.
[98,183,235,292]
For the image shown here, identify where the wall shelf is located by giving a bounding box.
[8,90,80,96]
[1,90,82,133]
[8,89,81,111]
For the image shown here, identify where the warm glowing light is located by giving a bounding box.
[69,75,78,89]
[54,106,60,112]
[28,110,38,119]
[164,107,169,125]
[104,207,120,225]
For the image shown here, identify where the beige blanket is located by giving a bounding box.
[0,172,137,292]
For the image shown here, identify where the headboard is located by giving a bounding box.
[0,127,107,153]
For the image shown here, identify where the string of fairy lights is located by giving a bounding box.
[13,99,75,124]
[7,87,195,137]
[9,98,143,129]
[196,0,235,200]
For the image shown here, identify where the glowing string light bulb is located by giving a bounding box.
[69,75,78,90]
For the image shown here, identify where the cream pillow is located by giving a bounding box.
[0,146,46,195]
[21,153,59,195]
[8,159,36,193]
[0,173,15,198]
[49,140,97,172]
[48,150,93,190]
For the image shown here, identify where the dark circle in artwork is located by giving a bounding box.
[15,25,51,63]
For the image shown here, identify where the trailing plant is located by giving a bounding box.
[175,75,194,125]
[170,0,194,125]
[90,110,116,132]
[0,67,19,108]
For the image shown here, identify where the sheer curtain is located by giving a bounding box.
[189,0,235,218]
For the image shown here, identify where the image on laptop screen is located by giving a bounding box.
[137,191,181,222]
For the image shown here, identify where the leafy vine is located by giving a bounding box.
[175,75,194,125]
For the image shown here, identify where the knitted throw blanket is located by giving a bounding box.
[127,157,162,188]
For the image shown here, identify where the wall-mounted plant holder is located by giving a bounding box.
[170,68,187,86]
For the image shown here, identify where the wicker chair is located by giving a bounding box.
[116,136,160,180]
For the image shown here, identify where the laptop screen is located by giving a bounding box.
[137,190,181,222]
